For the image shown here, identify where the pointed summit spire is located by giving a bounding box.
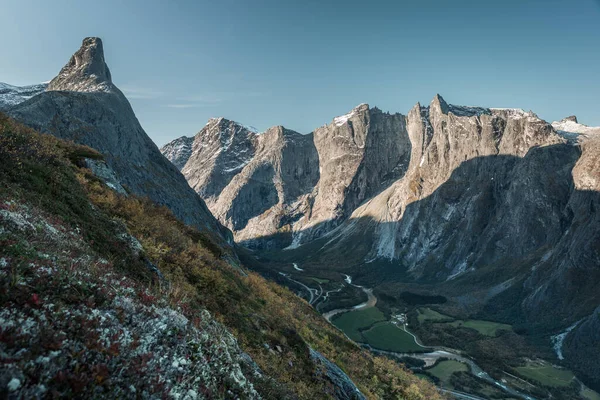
[47,37,113,93]
[430,94,449,115]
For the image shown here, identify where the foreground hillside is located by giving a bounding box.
[0,113,442,399]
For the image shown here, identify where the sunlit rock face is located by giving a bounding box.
[9,37,232,243]
[163,104,412,248]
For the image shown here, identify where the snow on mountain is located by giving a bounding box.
[333,103,368,126]
[552,117,600,135]
[160,136,194,170]
[0,82,47,111]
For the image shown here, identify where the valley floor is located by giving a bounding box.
[260,260,600,400]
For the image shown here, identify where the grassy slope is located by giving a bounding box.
[0,113,442,400]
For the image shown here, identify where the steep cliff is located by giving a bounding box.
[8,38,231,244]
[163,104,411,248]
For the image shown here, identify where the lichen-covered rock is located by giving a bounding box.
[0,200,261,399]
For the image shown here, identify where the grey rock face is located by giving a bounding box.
[312,96,600,384]
[47,37,112,93]
[159,136,194,170]
[8,37,231,243]
[0,82,47,111]
[84,158,127,195]
[164,104,411,248]
[309,348,366,400]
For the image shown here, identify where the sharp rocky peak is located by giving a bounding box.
[561,115,578,123]
[430,94,449,115]
[47,37,113,93]
[332,103,370,126]
[204,117,258,134]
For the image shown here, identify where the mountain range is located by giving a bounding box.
[160,83,600,394]
[2,36,599,399]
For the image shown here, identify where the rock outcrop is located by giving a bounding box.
[8,37,231,244]
[0,82,47,111]
[166,93,600,389]
[159,136,194,170]
[163,104,411,248]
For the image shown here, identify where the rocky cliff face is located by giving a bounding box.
[166,93,600,387]
[7,37,231,244]
[163,104,411,248]
[157,136,193,170]
[313,97,600,387]
[0,82,47,111]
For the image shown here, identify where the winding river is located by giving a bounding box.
[322,274,537,400]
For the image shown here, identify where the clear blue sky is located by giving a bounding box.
[1,0,599,145]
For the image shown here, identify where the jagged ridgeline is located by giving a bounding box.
[163,87,600,393]
[0,39,442,399]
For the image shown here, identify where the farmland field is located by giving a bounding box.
[427,360,469,385]
[446,319,512,337]
[417,307,453,323]
[362,322,426,352]
[331,307,385,341]
[516,361,575,387]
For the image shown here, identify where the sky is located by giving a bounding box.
[1,0,599,146]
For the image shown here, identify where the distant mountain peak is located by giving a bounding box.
[47,37,113,93]
[205,117,259,133]
[561,115,578,123]
[0,82,47,111]
[430,94,449,115]
[333,103,369,126]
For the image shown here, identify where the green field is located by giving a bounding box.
[362,322,426,352]
[582,387,600,400]
[427,360,469,385]
[309,277,329,284]
[417,307,453,323]
[415,373,434,383]
[515,362,575,387]
[446,319,512,337]
[332,307,386,341]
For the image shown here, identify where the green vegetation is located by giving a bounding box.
[446,319,512,337]
[332,307,386,341]
[449,371,509,398]
[0,113,442,399]
[309,276,329,284]
[362,322,426,353]
[417,307,453,323]
[427,360,469,385]
[516,361,575,387]
[415,373,434,382]
[582,387,600,400]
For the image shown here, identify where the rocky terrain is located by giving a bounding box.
[163,104,411,249]
[5,38,232,246]
[0,83,47,111]
[166,92,600,392]
[0,38,442,399]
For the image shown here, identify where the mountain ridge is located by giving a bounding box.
[6,37,233,248]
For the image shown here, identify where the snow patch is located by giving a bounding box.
[333,104,368,126]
